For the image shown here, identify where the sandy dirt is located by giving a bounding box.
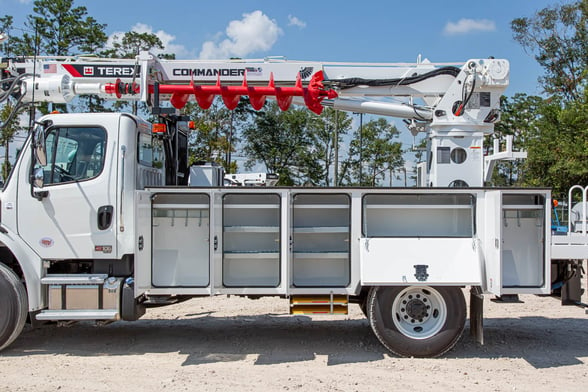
[1,290,587,392]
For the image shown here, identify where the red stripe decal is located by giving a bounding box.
[62,64,82,77]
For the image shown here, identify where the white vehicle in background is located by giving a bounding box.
[225,172,279,187]
[187,162,278,187]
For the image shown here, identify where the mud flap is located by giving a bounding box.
[470,286,484,345]
[561,265,582,305]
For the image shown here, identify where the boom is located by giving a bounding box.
[3,53,511,186]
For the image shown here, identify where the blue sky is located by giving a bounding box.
[1,0,568,178]
[3,0,564,96]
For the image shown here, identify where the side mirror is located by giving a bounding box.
[33,123,47,166]
[33,167,44,188]
[30,122,50,200]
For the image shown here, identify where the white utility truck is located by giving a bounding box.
[0,53,586,357]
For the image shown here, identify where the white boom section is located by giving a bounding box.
[4,53,510,186]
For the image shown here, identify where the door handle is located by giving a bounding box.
[97,205,114,230]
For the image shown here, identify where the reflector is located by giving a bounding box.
[152,123,166,133]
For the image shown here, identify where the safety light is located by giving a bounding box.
[188,121,196,130]
[152,123,167,134]
[552,199,559,208]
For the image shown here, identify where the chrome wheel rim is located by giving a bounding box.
[391,286,447,340]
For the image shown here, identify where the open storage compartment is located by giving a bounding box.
[151,193,210,287]
[291,194,351,287]
[360,192,480,285]
[484,191,549,296]
[222,193,281,287]
[501,194,546,288]
[363,193,475,237]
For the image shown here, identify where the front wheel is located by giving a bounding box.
[367,286,465,358]
[0,262,28,352]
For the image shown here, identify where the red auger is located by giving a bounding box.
[141,70,338,115]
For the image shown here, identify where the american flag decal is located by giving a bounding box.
[43,64,56,73]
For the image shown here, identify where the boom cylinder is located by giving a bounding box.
[322,98,433,120]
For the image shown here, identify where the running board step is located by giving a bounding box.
[290,295,348,315]
[40,275,123,316]
[41,274,108,285]
[36,309,120,321]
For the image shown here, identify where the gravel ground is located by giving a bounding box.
[1,289,587,391]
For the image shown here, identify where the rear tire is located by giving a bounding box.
[368,286,465,358]
[0,262,28,352]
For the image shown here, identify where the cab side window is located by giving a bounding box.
[41,127,107,185]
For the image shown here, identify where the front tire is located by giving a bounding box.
[368,286,465,358]
[0,262,28,352]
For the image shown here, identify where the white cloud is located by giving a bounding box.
[199,10,282,59]
[106,23,190,58]
[287,15,306,29]
[443,18,496,35]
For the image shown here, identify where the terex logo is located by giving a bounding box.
[83,66,94,76]
[95,66,137,76]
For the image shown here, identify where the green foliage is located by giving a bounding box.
[512,1,588,101]
[487,94,543,186]
[102,31,165,59]
[9,0,107,56]
[242,102,316,185]
[522,92,588,196]
[0,102,24,180]
[306,108,352,186]
[509,1,588,194]
[340,118,404,186]
[0,15,13,56]
[182,98,248,173]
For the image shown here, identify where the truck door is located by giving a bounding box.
[17,125,118,259]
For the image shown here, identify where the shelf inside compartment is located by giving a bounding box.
[224,226,279,233]
[292,226,349,234]
[364,204,471,209]
[293,204,349,209]
[502,205,544,210]
[293,252,348,259]
[152,204,209,210]
[223,229,280,253]
[223,252,279,259]
[223,204,279,209]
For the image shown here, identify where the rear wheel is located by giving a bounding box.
[0,262,28,352]
[368,286,465,358]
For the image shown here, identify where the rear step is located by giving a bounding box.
[36,309,119,321]
[290,294,348,315]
